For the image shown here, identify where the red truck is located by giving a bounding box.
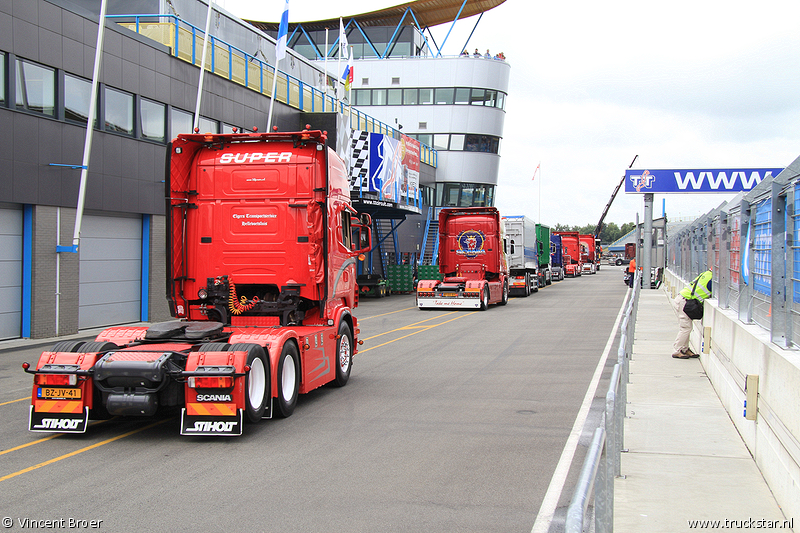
[24,129,371,436]
[579,234,599,274]
[553,231,583,277]
[416,207,509,310]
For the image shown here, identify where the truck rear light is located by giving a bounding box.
[188,376,234,389]
[35,374,77,386]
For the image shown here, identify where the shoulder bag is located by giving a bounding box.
[683,277,704,320]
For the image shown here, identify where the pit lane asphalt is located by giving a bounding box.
[0,268,628,533]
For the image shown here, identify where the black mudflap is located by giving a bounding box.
[180,409,244,436]
[29,406,89,433]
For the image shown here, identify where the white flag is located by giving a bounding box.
[339,18,348,59]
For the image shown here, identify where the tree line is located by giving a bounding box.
[552,222,636,244]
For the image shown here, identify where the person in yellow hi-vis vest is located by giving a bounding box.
[671,270,712,359]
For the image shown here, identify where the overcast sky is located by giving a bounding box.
[218,0,800,227]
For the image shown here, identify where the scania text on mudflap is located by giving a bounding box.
[24,129,371,436]
[416,207,509,310]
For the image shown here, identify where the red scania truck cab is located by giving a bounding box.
[24,129,371,436]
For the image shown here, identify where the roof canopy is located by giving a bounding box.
[247,0,506,32]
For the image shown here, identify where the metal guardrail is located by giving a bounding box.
[565,269,641,533]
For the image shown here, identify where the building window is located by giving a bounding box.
[104,86,134,135]
[470,88,486,106]
[372,89,387,106]
[170,107,193,136]
[198,116,218,133]
[0,53,5,105]
[419,88,433,105]
[64,74,92,125]
[464,134,499,154]
[433,134,449,151]
[402,88,417,105]
[354,89,371,106]
[415,133,432,146]
[454,88,471,105]
[434,88,454,105]
[140,98,165,142]
[436,182,494,207]
[387,88,402,105]
[485,89,497,107]
[15,58,55,116]
[497,92,505,110]
[450,134,465,151]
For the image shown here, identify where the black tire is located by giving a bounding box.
[78,341,119,354]
[616,259,623,266]
[499,280,509,306]
[199,342,231,352]
[532,277,539,293]
[49,340,86,353]
[333,321,353,387]
[480,285,490,310]
[275,341,300,418]
[229,343,269,423]
[524,272,531,297]
[78,342,119,420]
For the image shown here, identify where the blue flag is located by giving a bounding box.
[276,0,289,61]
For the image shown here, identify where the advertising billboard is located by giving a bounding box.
[624,168,784,194]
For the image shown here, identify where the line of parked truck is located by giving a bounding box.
[415,207,602,310]
[21,130,607,438]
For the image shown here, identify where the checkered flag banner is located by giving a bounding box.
[350,130,370,191]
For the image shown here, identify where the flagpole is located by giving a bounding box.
[68,0,108,252]
[266,59,280,132]
[336,18,342,107]
[539,163,542,224]
[193,0,214,132]
[324,28,328,110]
[267,0,289,132]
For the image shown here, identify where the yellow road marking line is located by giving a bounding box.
[0,397,29,407]
[0,434,61,456]
[0,418,170,482]
[359,314,470,353]
[361,311,459,341]
[357,306,417,321]
[0,419,114,457]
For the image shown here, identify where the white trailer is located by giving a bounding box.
[502,216,539,296]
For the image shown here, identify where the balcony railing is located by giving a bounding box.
[108,14,437,168]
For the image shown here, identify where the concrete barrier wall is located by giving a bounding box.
[663,270,800,520]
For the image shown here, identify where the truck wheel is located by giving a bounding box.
[333,321,353,387]
[480,285,490,310]
[78,342,120,420]
[275,341,300,418]
[499,280,509,306]
[532,277,539,293]
[49,340,86,353]
[524,272,531,296]
[230,343,269,422]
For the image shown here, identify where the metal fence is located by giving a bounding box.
[564,269,641,533]
[667,161,800,348]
